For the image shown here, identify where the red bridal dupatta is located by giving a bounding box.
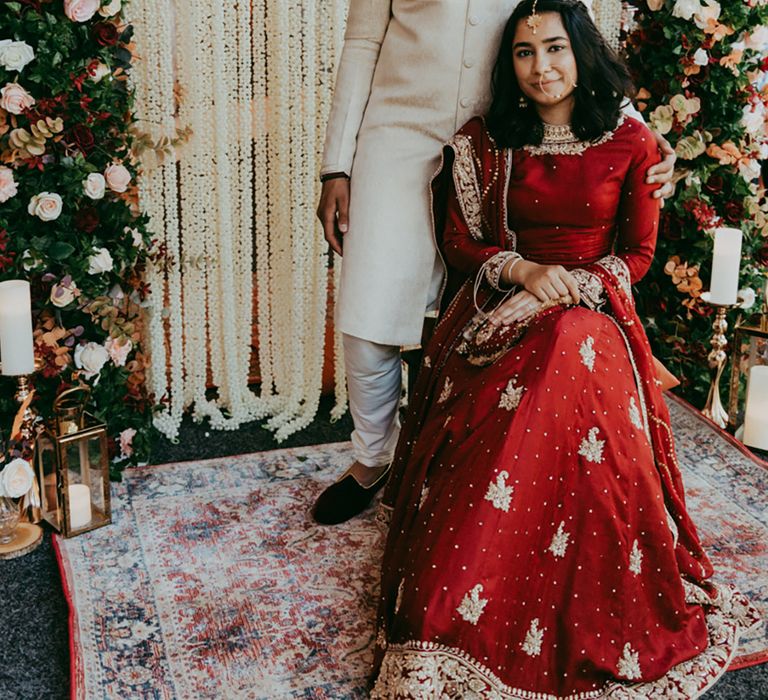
[371,117,759,698]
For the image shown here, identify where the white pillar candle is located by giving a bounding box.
[0,280,35,376]
[708,227,743,305]
[68,484,92,529]
[743,366,768,452]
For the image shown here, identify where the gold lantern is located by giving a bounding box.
[35,387,112,537]
[727,313,768,434]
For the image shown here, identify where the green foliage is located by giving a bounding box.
[625,0,768,406]
[0,1,158,473]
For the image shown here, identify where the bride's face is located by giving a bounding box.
[512,12,578,108]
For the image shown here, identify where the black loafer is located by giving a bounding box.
[312,466,391,525]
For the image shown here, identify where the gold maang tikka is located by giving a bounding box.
[526,0,543,34]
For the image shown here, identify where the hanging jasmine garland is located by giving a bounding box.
[0,0,156,473]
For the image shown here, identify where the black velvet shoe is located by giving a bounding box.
[312,466,391,525]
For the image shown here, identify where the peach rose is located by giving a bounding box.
[106,336,132,367]
[99,0,122,17]
[104,163,131,193]
[0,82,35,114]
[83,172,106,199]
[28,192,63,221]
[119,427,136,458]
[50,279,80,308]
[0,166,18,203]
[63,0,100,22]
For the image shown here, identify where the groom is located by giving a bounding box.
[313,0,676,525]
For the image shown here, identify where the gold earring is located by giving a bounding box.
[519,95,529,107]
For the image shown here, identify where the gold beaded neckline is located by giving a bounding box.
[523,115,626,157]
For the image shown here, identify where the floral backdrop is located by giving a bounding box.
[0,0,156,474]
[626,0,768,406]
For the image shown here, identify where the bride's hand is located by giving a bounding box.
[488,290,542,326]
[509,260,581,305]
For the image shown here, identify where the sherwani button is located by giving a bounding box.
[461,97,471,108]
[468,15,480,26]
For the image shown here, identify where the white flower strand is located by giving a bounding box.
[134,0,346,439]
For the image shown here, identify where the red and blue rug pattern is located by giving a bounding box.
[55,396,767,699]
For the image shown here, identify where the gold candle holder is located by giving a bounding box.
[0,358,44,559]
[700,292,744,429]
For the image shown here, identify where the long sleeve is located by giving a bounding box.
[441,168,503,278]
[320,0,392,176]
[614,124,661,283]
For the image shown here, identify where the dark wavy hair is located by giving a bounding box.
[485,0,636,148]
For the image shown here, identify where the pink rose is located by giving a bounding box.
[63,0,100,22]
[0,82,35,115]
[105,336,132,367]
[119,427,136,458]
[104,163,131,193]
[0,166,18,203]
[28,192,63,221]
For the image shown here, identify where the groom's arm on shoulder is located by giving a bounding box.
[320,0,393,178]
[621,99,676,199]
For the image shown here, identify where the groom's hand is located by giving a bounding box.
[317,177,350,256]
[647,132,676,201]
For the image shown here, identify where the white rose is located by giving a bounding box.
[99,0,122,17]
[104,163,131,193]
[63,0,100,22]
[693,48,709,66]
[672,0,703,21]
[83,172,106,199]
[739,158,761,183]
[746,26,768,52]
[28,192,63,221]
[741,103,766,135]
[106,336,132,367]
[0,166,18,203]
[87,247,114,274]
[739,288,756,309]
[0,40,35,72]
[1,458,35,499]
[0,82,35,114]
[50,280,79,308]
[90,61,111,83]
[74,342,109,380]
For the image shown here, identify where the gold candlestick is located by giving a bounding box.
[701,292,744,429]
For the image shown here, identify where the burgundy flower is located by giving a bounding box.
[92,22,119,47]
[755,242,768,269]
[75,207,100,233]
[70,123,95,155]
[703,174,724,195]
[724,201,743,224]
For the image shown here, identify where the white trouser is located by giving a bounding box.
[343,333,402,467]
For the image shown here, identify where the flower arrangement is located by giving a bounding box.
[0,0,157,474]
[625,0,768,405]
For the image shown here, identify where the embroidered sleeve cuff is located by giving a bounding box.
[481,251,522,291]
[571,268,606,310]
[596,255,633,299]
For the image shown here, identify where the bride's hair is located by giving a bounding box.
[486,0,636,148]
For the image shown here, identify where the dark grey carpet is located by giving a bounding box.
[0,396,765,699]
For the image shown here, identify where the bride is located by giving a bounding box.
[370,0,759,697]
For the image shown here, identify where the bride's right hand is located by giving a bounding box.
[508,260,581,305]
[488,290,542,326]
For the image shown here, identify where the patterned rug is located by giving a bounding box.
[55,396,767,699]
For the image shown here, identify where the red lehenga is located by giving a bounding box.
[370,117,760,698]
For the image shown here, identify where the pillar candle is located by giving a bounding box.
[743,366,768,451]
[0,280,35,375]
[708,227,742,305]
[68,483,92,529]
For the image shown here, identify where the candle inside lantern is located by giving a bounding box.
[68,484,92,529]
[0,280,35,376]
[743,366,768,452]
[708,227,743,305]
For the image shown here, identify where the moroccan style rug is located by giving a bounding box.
[56,396,767,699]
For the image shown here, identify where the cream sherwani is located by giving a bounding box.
[322,0,620,346]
